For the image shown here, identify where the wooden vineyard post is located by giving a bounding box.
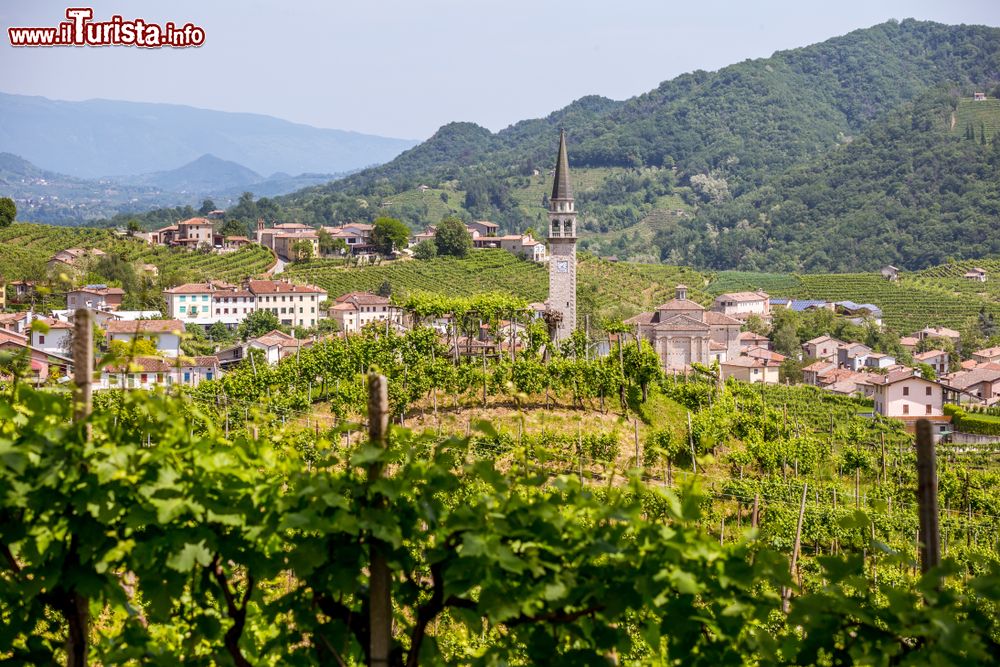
[687,411,697,474]
[783,482,808,614]
[367,374,392,666]
[633,418,640,470]
[69,308,94,667]
[751,493,760,529]
[915,419,941,577]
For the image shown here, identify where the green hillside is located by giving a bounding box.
[705,266,1000,334]
[0,223,275,285]
[952,97,1000,141]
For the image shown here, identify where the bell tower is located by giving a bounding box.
[547,129,577,342]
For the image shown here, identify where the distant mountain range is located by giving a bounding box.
[0,151,343,224]
[0,92,419,178]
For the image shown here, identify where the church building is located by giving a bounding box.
[626,285,742,371]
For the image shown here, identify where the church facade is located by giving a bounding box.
[626,285,742,371]
[546,130,577,343]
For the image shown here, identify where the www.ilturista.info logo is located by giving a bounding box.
[7,8,205,48]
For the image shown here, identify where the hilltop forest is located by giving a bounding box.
[130,19,999,273]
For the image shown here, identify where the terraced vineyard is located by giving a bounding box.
[0,223,276,284]
[705,271,802,296]
[283,251,712,322]
[951,97,1000,141]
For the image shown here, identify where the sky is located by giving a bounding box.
[1,0,998,141]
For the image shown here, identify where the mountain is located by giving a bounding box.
[0,92,419,178]
[660,92,1000,272]
[0,152,345,224]
[265,19,1000,272]
[119,154,263,192]
[316,20,999,197]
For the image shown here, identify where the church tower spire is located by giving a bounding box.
[547,129,577,342]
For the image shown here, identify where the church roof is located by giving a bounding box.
[652,313,711,332]
[655,298,705,311]
[551,129,573,200]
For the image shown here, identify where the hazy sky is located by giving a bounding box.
[1,0,997,140]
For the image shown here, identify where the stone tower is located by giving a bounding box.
[547,129,577,342]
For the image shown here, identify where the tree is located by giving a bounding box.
[771,309,801,357]
[220,218,249,238]
[290,239,315,262]
[0,197,15,228]
[198,199,217,216]
[371,217,410,255]
[126,219,141,237]
[207,321,235,344]
[237,309,280,340]
[413,239,437,260]
[318,229,348,257]
[743,314,768,336]
[108,338,159,359]
[377,280,392,298]
[435,216,472,257]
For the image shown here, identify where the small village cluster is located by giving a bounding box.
[2,130,996,446]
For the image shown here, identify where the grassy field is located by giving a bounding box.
[951,97,1000,141]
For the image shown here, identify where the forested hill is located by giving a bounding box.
[666,92,1000,272]
[291,19,1000,200]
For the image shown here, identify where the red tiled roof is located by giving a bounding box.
[248,280,325,295]
[105,319,184,334]
[335,291,390,306]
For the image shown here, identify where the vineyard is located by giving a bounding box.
[703,267,1000,333]
[0,223,276,284]
[4,317,1000,663]
[951,97,1000,141]
[283,251,712,322]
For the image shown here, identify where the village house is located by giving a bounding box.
[175,217,218,248]
[104,319,184,358]
[217,330,311,368]
[0,329,73,385]
[30,316,73,356]
[899,336,919,353]
[626,285,741,371]
[249,279,327,329]
[972,346,1000,365]
[163,282,228,324]
[474,234,547,262]
[322,223,377,256]
[256,221,317,260]
[963,267,988,283]
[802,335,846,362]
[47,247,107,274]
[835,301,883,327]
[720,356,780,384]
[66,285,125,311]
[744,346,786,365]
[914,349,950,375]
[212,286,257,325]
[100,355,220,390]
[974,92,988,101]
[864,352,897,369]
[915,326,961,347]
[711,291,770,321]
[0,312,31,335]
[870,369,950,439]
[838,342,872,371]
[223,236,253,251]
[8,281,37,304]
[737,331,770,351]
[880,265,900,281]
[329,292,403,334]
[941,367,1000,405]
[467,220,499,237]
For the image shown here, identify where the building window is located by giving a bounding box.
[184,372,190,383]
[202,306,209,313]
[38,335,45,344]
[141,373,148,383]
[925,386,932,396]
[903,386,909,396]
[180,306,186,313]
[180,296,186,302]
[926,404,932,415]
[903,404,909,415]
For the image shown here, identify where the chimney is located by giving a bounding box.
[675,284,688,301]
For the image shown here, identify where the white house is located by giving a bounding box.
[869,369,950,439]
[330,292,403,334]
[248,279,327,329]
[802,335,846,362]
[711,292,770,319]
[720,356,780,384]
[914,349,950,375]
[104,319,184,358]
[100,356,220,390]
[30,317,73,356]
[66,285,125,311]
